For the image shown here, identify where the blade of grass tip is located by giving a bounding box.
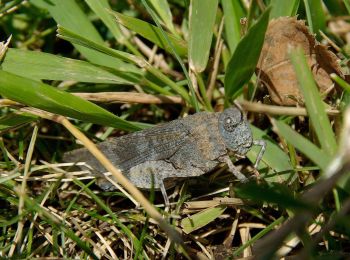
[188,0,218,73]
[58,116,184,245]
[224,7,271,99]
[289,47,337,157]
[148,0,176,34]
[140,0,200,112]
[331,73,350,93]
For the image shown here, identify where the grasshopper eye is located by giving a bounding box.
[223,115,241,132]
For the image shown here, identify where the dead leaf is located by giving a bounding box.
[256,17,343,106]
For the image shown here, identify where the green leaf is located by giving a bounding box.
[57,26,144,66]
[188,0,218,72]
[0,71,140,131]
[269,0,300,18]
[331,73,350,93]
[323,0,347,16]
[272,119,330,171]
[221,0,246,54]
[0,113,37,132]
[345,0,350,14]
[247,125,295,183]
[303,0,326,36]
[289,47,337,156]
[148,0,176,34]
[85,0,124,41]
[224,7,270,99]
[112,12,187,57]
[31,0,133,70]
[235,182,312,211]
[180,206,226,234]
[2,48,141,84]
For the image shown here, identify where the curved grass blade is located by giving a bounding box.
[188,0,218,72]
[111,11,187,57]
[0,71,140,131]
[289,47,337,156]
[224,7,270,99]
[2,48,140,84]
[273,119,330,171]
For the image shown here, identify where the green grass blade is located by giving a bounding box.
[0,71,140,131]
[180,206,226,234]
[331,73,350,92]
[269,0,300,18]
[345,0,350,14]
[188,0,218,73]
[221,0,245,54]
[2,48,140,84]
[303,0,326,36]
[236,182,312,210]
[232,216,285,257]
[247,125,294,183]
[148,0,176,34]
[85,0,141,56]
[273,119,330,171]
[289,47,337,156]
[31,0,128,70]
[224,7,270,99]
[0,113,37,133]
[57,26,143,66]
[112,11,187,57]
[323,0,347,15]
[84,0,124,41]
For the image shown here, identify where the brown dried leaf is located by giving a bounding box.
[256,17,343,106]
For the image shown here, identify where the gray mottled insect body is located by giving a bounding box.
[64,107,265,203]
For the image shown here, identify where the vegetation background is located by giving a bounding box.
[0,0,350,259]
